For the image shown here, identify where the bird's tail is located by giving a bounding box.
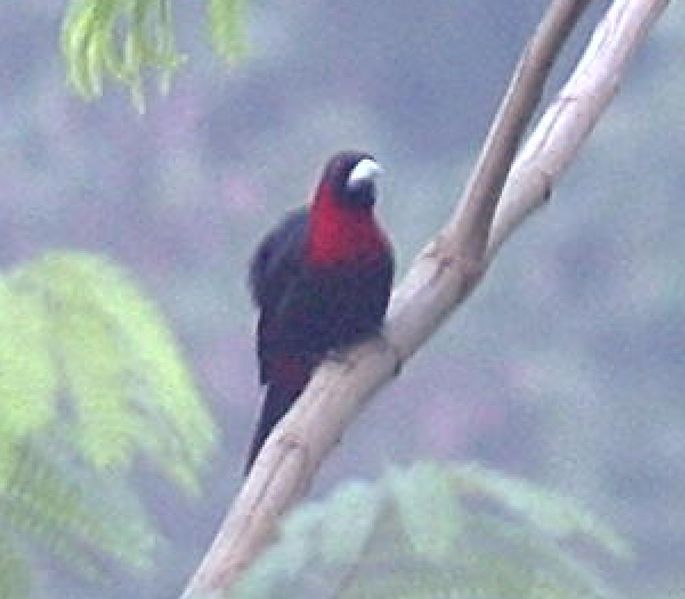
[244,383,302,476]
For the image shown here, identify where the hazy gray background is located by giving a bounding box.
[3,1,684,597]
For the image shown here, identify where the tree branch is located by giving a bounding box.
[487,0,669,259]
[180,0,669,596]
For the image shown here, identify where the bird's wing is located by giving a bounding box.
[249,207,308,311]
[249,207,311,384]
[367,248,395,327]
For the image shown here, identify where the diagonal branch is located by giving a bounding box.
[180,0,669,596]
[486,0,669,260]
[448,0,591,264]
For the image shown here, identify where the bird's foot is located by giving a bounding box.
[326,347,350,365]
[371,333,404,376]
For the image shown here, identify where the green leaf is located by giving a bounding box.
[2,444,156,578]
[61,0,245,110]
[208,0,248,63]
[0,534,31,599]
[388,461,463,563]
[0,250,218,595]
[0,282,58,450]
[319,480,381,565]
[452,463,631,559]
[236,461,627,599]
[7,251,217,493]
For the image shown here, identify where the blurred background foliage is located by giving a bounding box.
[1,0,683,597]
[234,462,628,599]
[61,0,246,111]
[0,251,216,596]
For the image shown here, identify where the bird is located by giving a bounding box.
[245,151,394,474]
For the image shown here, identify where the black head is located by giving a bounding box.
[321,151,383,208]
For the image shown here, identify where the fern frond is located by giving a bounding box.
[234,461,628,599]
[3,444,156,577]
[7,251,217,494]
[451,463,631,559]
[0,533,31,599]
[61,0,247,111]
[0,281,57,456]
[61,0,186,112]
[388,462,463,563]
[0,250,217,594]
[208,0,247,63]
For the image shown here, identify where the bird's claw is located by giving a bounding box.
[374,333,403,376]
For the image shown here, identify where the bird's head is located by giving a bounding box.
[320,151,383,209]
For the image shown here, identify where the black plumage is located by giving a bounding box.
[245,151,394,474]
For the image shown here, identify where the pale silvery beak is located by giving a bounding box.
[346,158,383,191]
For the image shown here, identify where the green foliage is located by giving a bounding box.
[0,534,31,599]
[232,462,628,599]
[2,445,155,580]
[0,281,57,456]
[6,251,217,490]
[61,0,247,112]
[451,463,630,559]
[0,251,217,595]
[208,0,247,64]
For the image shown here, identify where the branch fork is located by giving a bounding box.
[181,1,670,595]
